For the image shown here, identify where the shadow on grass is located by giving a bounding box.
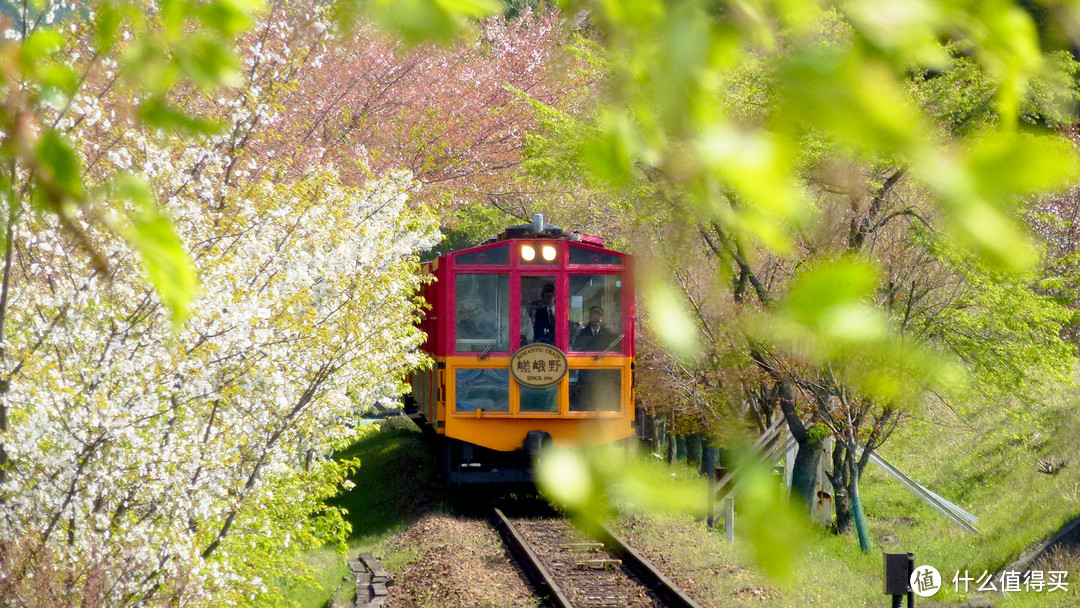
[328,423,444,542]
[284,423,446,608]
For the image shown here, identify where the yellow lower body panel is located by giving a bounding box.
[445,416,633,452]
[431,354,635,452]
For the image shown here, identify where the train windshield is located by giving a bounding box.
[568,274,622,353]
[455,274,510,353]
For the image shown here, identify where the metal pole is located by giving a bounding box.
[906,553,915,608]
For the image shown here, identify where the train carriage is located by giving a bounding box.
[406,215,635,483]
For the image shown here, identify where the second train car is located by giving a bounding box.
[406,215,635,483]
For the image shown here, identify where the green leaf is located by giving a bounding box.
[698,125,801,226]
[784,257,879,329]
[159,0,190,37]
[139,96,225,135]
[436,0,501,19]
[778,48,926,157]
[20,28,64,71]
[197,0,264,38]
[966,131,1080,202]
[122,41,179,94]
[367,0,500,44]
[580,112,641,187]
[94,3,122,54]
[535,447,593,510]
[38,63,79,109]
[113,174,199,328]
[733,456,808,581]
[651,1,710,128]
[35,130,84,199]
[175,36,241,88]
[643,275,700,359]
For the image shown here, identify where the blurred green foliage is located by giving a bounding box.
[521,0,1080,572]
[549,0,1080,358]
[535,444,810,581]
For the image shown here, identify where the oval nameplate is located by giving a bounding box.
[509,343,568,388]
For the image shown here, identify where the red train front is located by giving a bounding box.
[407,215,636,483]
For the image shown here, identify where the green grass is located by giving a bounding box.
[283,421,443,608]
[328,422,442,542]
[617,387,1080,607]
[284,388,1080,607]
[855,390,1080,605]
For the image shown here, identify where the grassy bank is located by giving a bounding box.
[284,385,1080,607]
[282,420,443,608]
[617,389,1080,607]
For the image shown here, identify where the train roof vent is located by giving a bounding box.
[497,213,564,240]
[487,213,607,247]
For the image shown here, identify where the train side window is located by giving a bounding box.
[521,275,559,346]
[455,368,509,412]
[456,244,509,265]
[569,369,622,412]
[568,274,623,353]
[456,274,510,353]
[519,384,558,412]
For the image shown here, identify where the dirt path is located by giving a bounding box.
[384,514,538,608]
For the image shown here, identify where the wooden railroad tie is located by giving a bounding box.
[352,552,393,608]
[561,541,605,552]
[574,558,623,570]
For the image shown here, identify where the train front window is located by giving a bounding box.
[569,245,621,266]
[455,368,509,412]
[568,274,623,353]
[455,274,509,353]
[520,275,559,346]
[456,244,509,265]
[569,369,622,411]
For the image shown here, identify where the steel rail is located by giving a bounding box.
[492,507,574,608]
[588,521,704,608]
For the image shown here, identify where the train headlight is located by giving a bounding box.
[521,244,536,261]
[541,244,557,261]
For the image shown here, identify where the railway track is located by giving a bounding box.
[492,508,703,608]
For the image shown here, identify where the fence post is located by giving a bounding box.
[724,496,735,544]
[705,445,717,527]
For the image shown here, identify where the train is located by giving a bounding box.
[405,215,636,483]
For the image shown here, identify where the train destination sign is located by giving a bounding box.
[509,343,568,388]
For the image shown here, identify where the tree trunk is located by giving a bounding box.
[775,381,820,510]
[790,437,823,510]
[830,441,854,534]
[834,486,852,534]
[666,431,676,463]
[687,434,702,467]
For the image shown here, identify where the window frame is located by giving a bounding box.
[452,271,511,356]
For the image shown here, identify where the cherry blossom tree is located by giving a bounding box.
[0,2,459,606]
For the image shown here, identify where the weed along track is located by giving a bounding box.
[492,508,703,608]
